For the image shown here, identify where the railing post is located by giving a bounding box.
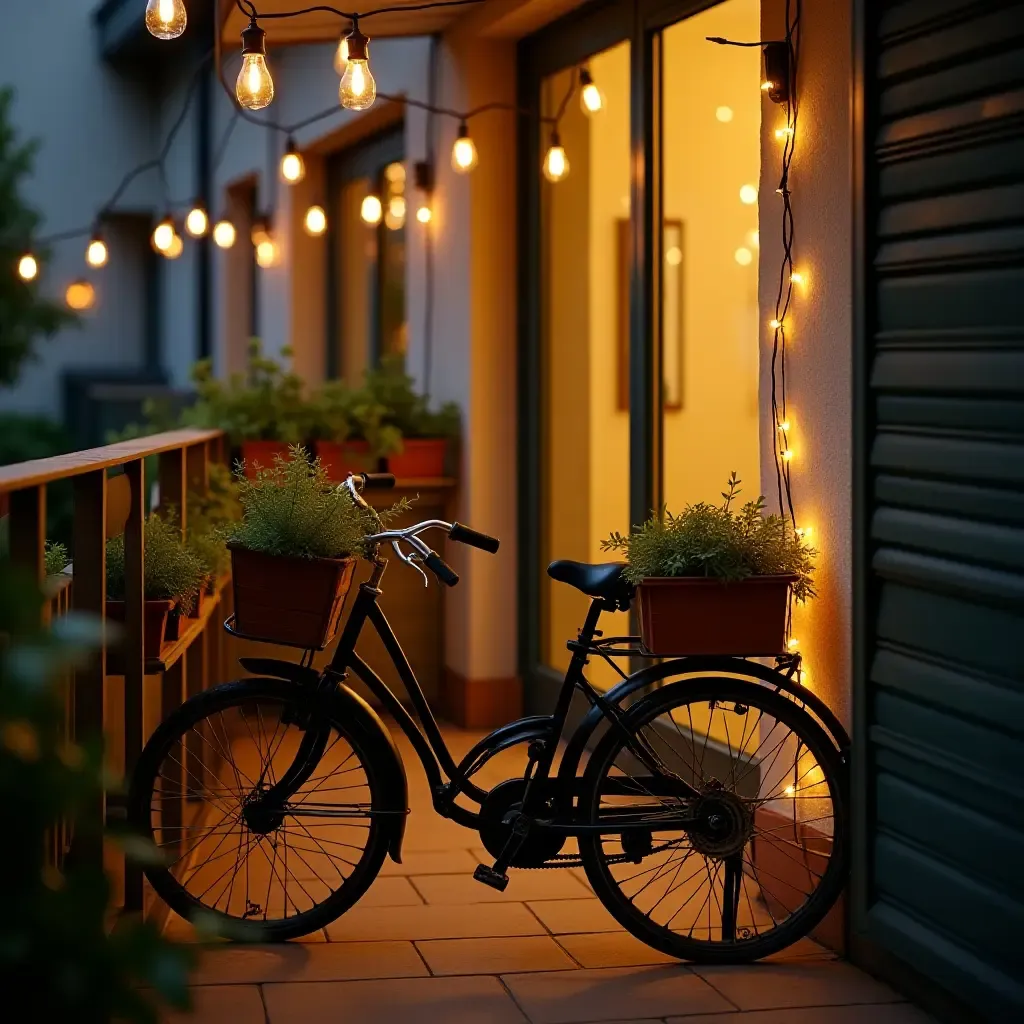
[158,448,187,537]
[8,485,46,582]
[72,470,107,864]
[122,460,146,911]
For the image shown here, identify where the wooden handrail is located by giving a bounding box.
[0,429,223,493]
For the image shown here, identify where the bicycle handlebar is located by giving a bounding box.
[359,472,396,490]
[449,522,500,553]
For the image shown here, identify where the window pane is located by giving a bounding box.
[539,40,631,685]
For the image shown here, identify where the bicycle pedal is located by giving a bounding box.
[473,864,510,892]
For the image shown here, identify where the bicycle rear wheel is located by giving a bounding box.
[579,677,847,963]
[128,678,391,941]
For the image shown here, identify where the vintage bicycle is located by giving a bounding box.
[129,472,849,963]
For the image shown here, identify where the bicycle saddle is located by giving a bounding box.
[547,560,631,603]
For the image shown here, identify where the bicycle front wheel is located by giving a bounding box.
[128,678,391,941]
[579,677,847,964]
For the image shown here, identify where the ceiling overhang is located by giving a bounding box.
[95,0,215,68]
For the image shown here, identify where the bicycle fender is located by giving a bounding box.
[558,657,851,790]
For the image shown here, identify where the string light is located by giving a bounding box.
[761,80,774,92]
[451,123,478,174]
[17,254,38,281]
[739,183,757,205]
[236,19,274,111]
[716,105,734,122]
[778,419,790,432]
[251,215,271,247]
[783,784,796,796]
[769,318,781,330]
[787,637,800,650]
[280,138,305,184]
[416,205,432,224]
[385,195,406,230]
[65,279,96,311]
[543,131,569,183]
[360,195,382,225]
[579,68,604,115]
[255,238,277,267]
[748,229,760,248]
[152,215,175,254]
[734,247,753,266]
[791,270,806,286]
[775,125,794,140]
[304,205,327,236]
[781,448,793,462]
[164,232,184,260]
[145,0,186,40]
[86,234,108,268]
[413,161,433,226]
[338,25,376,111]
[213,219,237,248]
[185,205,209,237]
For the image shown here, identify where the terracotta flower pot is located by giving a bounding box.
[314,440,376,481]
[229,542,357,650]
[636,574,795,657]
[106,599,175,659]
[386,438,448,479]
[240,440,294,478]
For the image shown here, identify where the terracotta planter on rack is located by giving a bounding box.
[314,440,376,481]
[636,574,795,657]
[240,440,294,477]
[228,542,356,649]
[386,438,448,479]
[106,599,175,659]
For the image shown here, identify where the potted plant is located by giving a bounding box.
[360,354,460,479]
[43,540,69,577]
[226,446,406,649]
[185,463,240,607]
[185,339,307,476]
[105,514,209,658]
[602,473,816,657]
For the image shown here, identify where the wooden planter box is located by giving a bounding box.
[106,599,174,659]
[636,575,795,657]
[386,438,448,479]
[228,542,356,650]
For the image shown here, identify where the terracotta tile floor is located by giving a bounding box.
[162,721,935,1024]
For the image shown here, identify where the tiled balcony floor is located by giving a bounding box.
[162,721,934,1024]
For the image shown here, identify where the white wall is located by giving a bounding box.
[0,0,159,418]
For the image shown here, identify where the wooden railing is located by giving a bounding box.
[0,428,227,913]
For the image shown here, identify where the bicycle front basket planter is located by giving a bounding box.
[228,541,356,649]
[636,574,795,657]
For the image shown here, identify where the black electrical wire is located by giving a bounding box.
[234,0,486,22]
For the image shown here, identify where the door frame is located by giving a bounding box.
[515,0,727,712]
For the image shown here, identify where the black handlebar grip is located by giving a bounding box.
[449,522,500,554]
[424,550,460,587]
[360,472,396,490]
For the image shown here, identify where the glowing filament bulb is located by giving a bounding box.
[778,420,790,432]
[304,205,327,236]
[338,28,375,111]
[145,0,186,40]
[17,254,38,281]
[164,233,183,260]
[416,204,432,224]
[236,22,274,111]
[579,68,604,115]
[769,318,782,330]
[783,784,796,796]
[152,216,175,253]
[791,270,806,286]
[739,183,758,205]
[798,526,813,539]
[185,206,208,237]
[761,81,774,92]
[213,220,236,248]
[361,195,382,225]
[280,140,305,184]
[451,123,478,174]
[543,134,569,183]
[65,279,95,311]
[86,236,108,268]
[385,195,406,231]
[255,239,276,267]
[775,125,794,140]
[787,637,800,650]
[781,448,794,462]
[734,247,753,266]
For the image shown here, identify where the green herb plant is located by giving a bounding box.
[106,513,209,614]
[44,540,68,576]
[0,561,195,1022]
[229,445,408,560]
[602,473,817,601]
[362,353,461,442]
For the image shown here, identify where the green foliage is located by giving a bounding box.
[602,473,817,601]
[229,445,407,560]
[183,339,307,445]
[43,540,68,576]
[362,353,461,441]
[185,461,242,584]
[0,561,195,1022]
[305,378,354,443]
[0,87,78,386]
[106,513,208,613]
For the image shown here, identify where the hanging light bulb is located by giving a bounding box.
[338,25,376,111]
[164,232,184,260]
[579,68,604,115]
[280,138,305,184]
[86,233,108,268]
[333,34,349,75]
[416,204,432,224]
[255,238,277,268]
[412,161,433,226]
[360,195,382,225]
[213,219,237,248]
[145,0,186,40]
[304,205,327,236]
[251,215,271,247]
[385,195,406,231]
[451,123,478,174]
[17,254,38,281]
[543,131,569,183]
[185,204,209,237]
[236,19,274,111]
[152,215,175,254]
[65,279,96,311]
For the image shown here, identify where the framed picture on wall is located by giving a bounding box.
[617,218,684,411]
